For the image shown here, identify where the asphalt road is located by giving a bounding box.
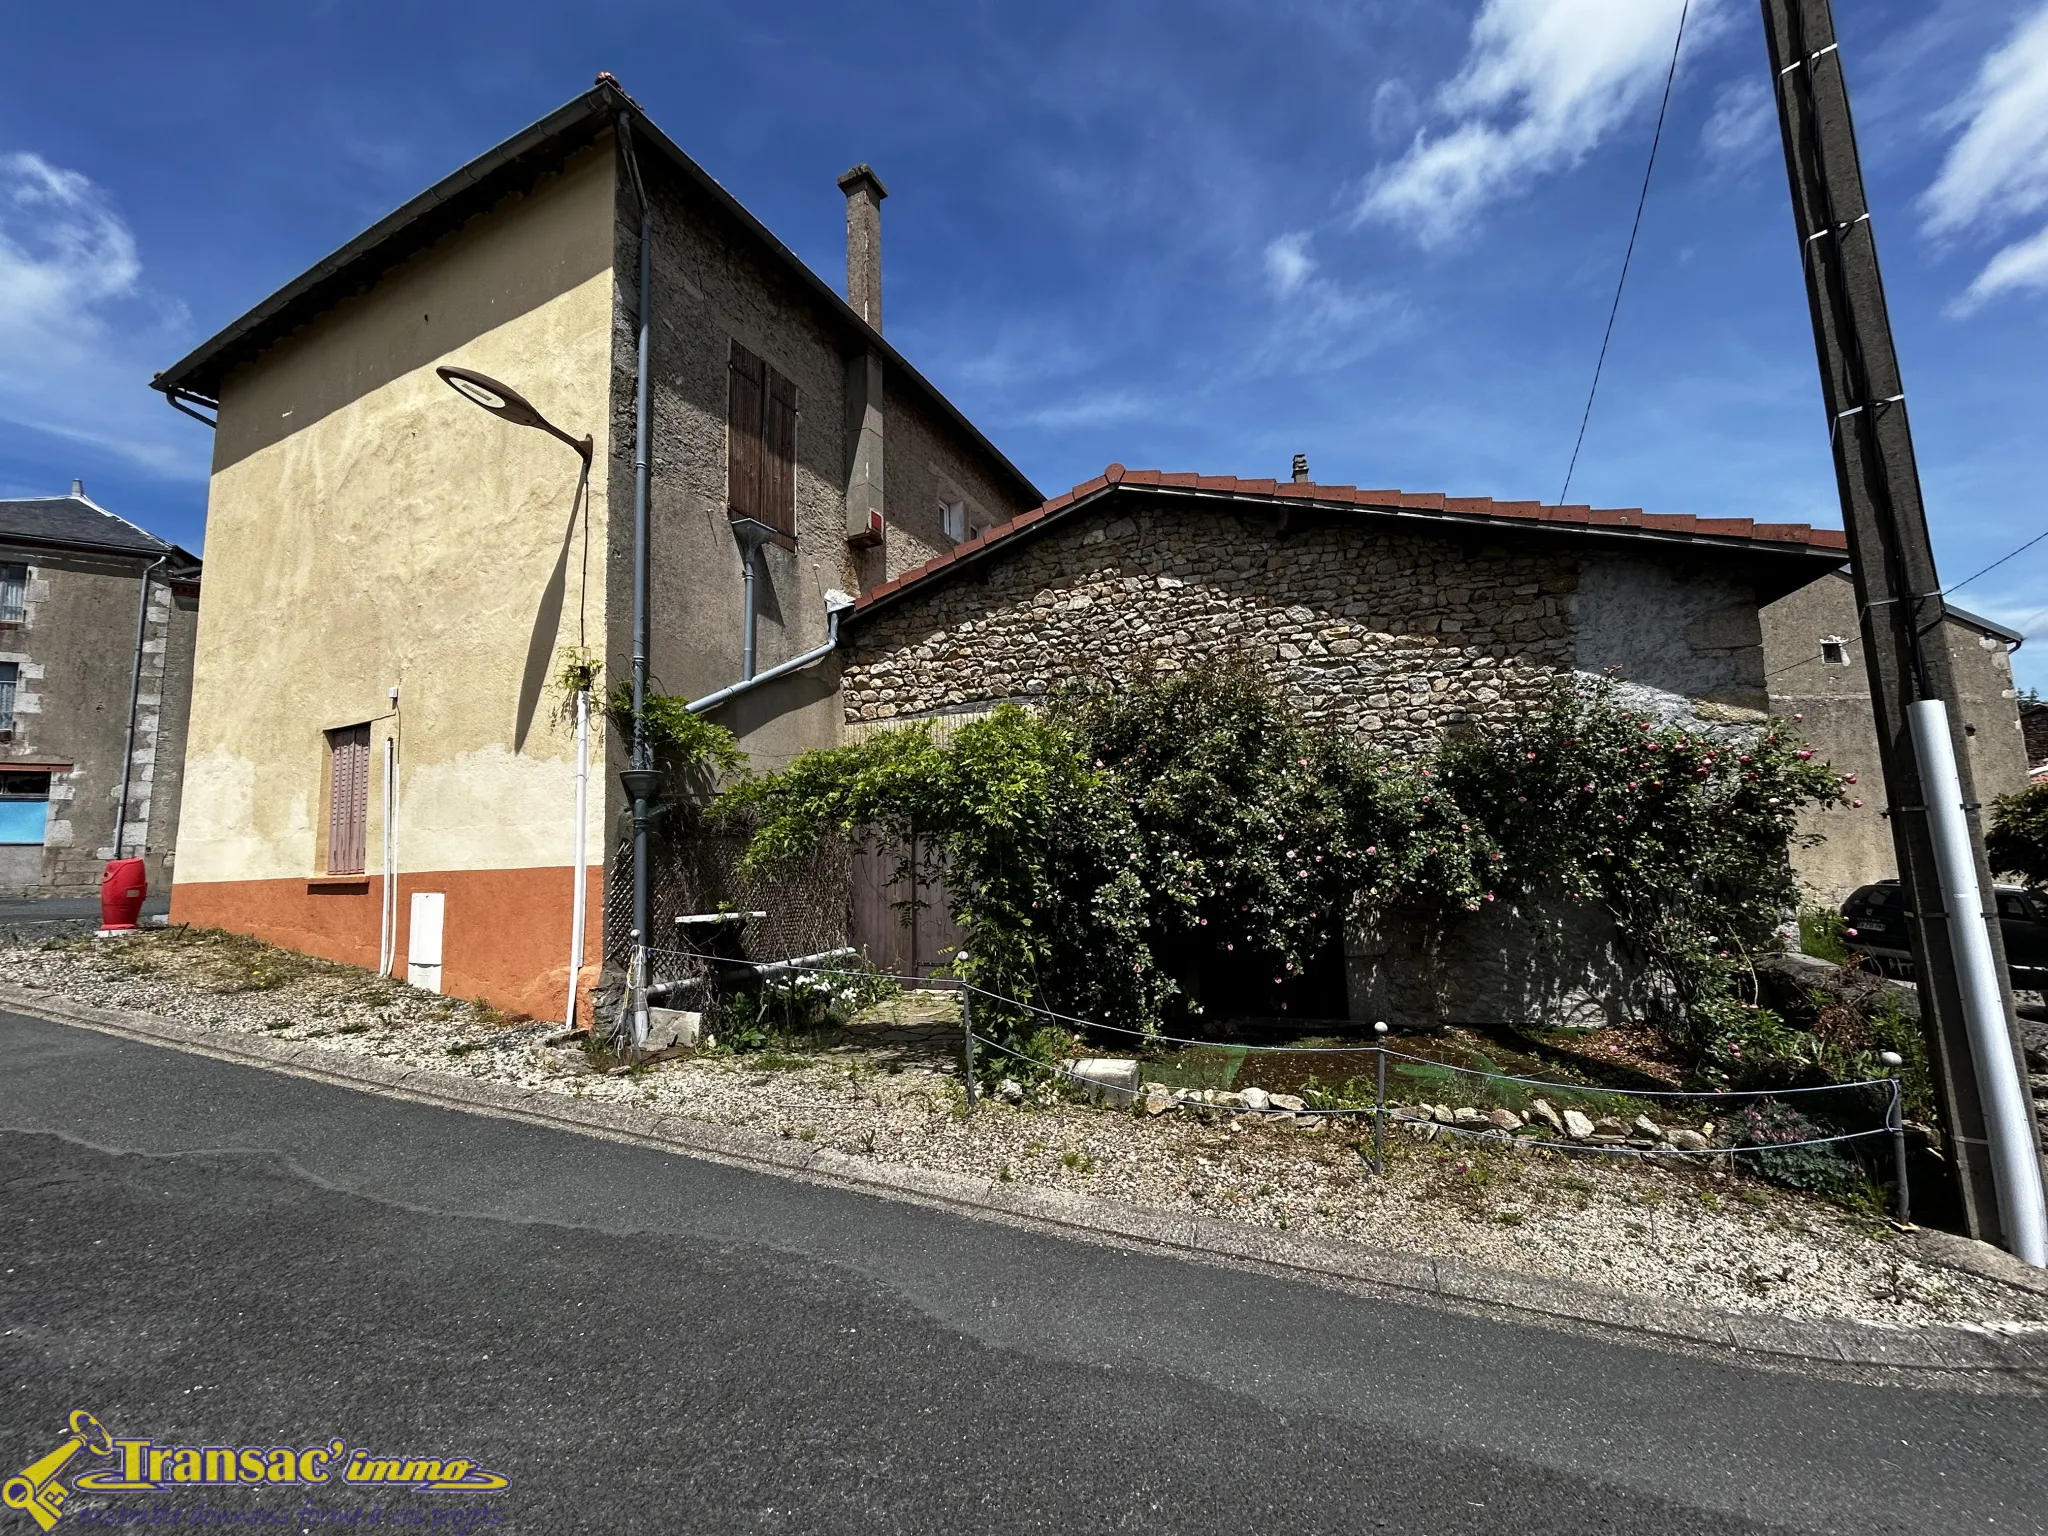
[3,1009,2044,1535]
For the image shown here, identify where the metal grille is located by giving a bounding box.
[602,814,853,980]
[0,662,16,732]
[0,564,25,624]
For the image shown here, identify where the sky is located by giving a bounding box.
[3,0,2046,692]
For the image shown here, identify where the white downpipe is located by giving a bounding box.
[1908,699,2048,1267]
[378,732,399,976]
[564,687,590,1030]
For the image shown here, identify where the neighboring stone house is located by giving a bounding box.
[150,76,1037,1018]
[2024,701,2048,779]
[838,464,1851,1024]
[0,485,201,898]
[1760,569,2030,904]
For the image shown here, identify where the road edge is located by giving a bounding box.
[6,981,2045,1389]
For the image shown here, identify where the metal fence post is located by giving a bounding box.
[961,983,978,1113]
[1372,1021,1389,1175]
[1882,1051,1910,1222]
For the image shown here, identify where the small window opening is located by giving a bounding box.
[940,499,967,544]
[1820,637,1850,666]
[0,563,25,624]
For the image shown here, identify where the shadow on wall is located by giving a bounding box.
[1346,888,1669,1030]
[1571,554,1769,718]
[706,658,843,777]
[515,462,594,753]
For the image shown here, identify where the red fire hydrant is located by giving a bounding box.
[99,858,147,933]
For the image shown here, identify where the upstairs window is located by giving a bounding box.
[940,499,967,544]
[0,564,25,624]
[727,340,800,543]
[0,661,15,733]
[325,723,371,876]
[1820,637,1850,666]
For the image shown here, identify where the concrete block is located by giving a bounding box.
[1067,1057,1140,1106]
[645,1008,702,1051]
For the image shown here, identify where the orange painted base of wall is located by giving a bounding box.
[170,866,607,1025]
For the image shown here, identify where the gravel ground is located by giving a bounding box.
[8,927,2047,1332]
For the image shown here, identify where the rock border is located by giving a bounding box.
[6,981,2045,1392]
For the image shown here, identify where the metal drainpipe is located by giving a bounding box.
[112,555,167,861]
[741,544,760,681]
[620,109,654,1046]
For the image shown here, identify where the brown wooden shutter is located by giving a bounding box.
[326,724,370,875]
[765,368,799,539]
[727,341,766,524]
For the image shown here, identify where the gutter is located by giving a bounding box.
[687,592,854,716]
[0,534,196,571]
[845,482,1852,630]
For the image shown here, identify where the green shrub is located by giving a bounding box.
[719,666,1847,1049]
[1716,1101,1879,1205]
[1987,780,2048,887]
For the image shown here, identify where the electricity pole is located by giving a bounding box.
[1761,0,2045,1261]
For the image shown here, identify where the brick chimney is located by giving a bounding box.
[1291,454,1309,483]
[836,164,888,331]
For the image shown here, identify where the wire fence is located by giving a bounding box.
[637,941,1912,1216]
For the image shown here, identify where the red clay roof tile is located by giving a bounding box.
[852,469,1847,614]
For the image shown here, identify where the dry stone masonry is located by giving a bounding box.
[846,503,1584,758]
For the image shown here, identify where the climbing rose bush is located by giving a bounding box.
[718,664,1847,1051]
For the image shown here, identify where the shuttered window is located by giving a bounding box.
[0,564,25,624]
[325,723,371,876]
[727,340,799,541]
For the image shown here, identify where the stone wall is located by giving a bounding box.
[616,141,1038,778]
[845,497,1774,759]
[0,548,198,896]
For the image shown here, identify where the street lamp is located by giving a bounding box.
[438,364,598,1035]
[436,367,593,463]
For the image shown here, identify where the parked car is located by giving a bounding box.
[1840,880,2048,986]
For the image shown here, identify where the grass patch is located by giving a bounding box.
[1799,905,1852,965]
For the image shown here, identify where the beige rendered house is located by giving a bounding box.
[1761,569,2030,904]
[153,76,1038,1020]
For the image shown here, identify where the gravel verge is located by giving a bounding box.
[7,927,2047,1334]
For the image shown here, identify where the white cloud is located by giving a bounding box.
[1017,388,1158,431]
[1357,0,1715,246]
[0,153,201,478]
[1263,231,1317,296]
[1956,222,2048,308]
[1256,230,1397,371]
[1699,76,1773,165]
[1922,3,2048,313]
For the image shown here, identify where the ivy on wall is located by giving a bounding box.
[717,663,1849,1062]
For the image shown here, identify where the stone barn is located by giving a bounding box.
[836,463,1851,1025]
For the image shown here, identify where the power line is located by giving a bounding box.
[1941,525,2048,598]
[1557,0,1693,508]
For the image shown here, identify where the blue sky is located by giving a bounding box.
[4,0,2046,690]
